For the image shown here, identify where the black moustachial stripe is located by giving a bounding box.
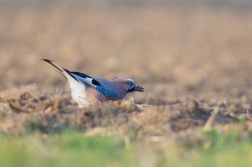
[127,87,135,93]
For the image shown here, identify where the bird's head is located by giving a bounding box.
[124,78,144,93]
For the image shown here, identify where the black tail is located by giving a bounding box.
[41,59,67,79]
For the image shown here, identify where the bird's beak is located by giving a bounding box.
[135,85,144,92]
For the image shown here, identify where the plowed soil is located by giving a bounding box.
[1,5,252,142]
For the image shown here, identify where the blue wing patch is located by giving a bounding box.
[66,70,118,99]
[96,85,117,99]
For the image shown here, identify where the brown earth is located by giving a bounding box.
[0,5,252,142]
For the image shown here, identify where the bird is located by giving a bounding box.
[42,59,144,106]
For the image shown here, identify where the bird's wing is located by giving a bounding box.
[42,59,122,100]
[93,78,123,100]
[67,73,122,100]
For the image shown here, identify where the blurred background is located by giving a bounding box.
[0,0,252,102]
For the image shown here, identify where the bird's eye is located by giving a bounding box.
[128,82,133,86]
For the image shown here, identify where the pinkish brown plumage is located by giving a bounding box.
[42,59,144,106]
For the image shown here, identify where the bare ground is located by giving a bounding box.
[0,5,252,143]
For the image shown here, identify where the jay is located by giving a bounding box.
[42,59,144,106]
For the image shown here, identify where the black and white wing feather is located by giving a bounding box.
[67,71,120,100]
[42,59,120,100]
